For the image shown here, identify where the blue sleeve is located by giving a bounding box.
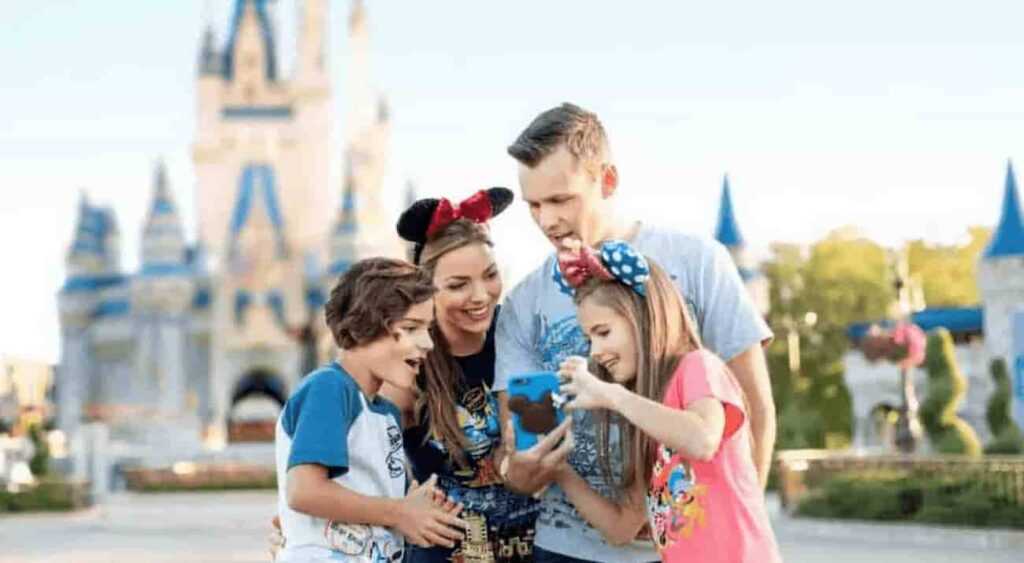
[694,240,773,362]
[282,373,360,479]
[494,286,542,392]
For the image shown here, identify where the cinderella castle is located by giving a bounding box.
[56,0,401,459]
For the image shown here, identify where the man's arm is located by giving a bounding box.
[690,239,775,489]
[493,286,572,495]
[726,343,775,488]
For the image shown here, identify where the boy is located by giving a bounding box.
[275,257,468,561]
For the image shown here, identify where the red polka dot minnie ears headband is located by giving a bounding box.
[553,239,651,297]
[396,187,514,264]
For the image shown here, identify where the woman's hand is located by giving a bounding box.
[268,515,284,561]
[559,356,619,412]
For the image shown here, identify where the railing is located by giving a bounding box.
[775,449,1024,510]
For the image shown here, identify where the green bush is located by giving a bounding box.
[920,329,982,456]
[984,359,1024,455]
[0,481,75,513]
[27,423,50,477]
[795,470,1024,529]
[129,475,277,493]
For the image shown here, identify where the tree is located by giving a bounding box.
[763,230,891,449]
[920,329,982,456]
[906,227,991,308]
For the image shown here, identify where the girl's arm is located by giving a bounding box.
[560,356,726,462]
[554,465,648,546]
[608,386,724,462]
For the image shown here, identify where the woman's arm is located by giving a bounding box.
[555,465,647,546]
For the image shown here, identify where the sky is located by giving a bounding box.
[3,0,1024,362]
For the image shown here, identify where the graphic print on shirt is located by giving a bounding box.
[533,312,619,534]
[385,423,405,479]
[324,521,403,562]
[427,383,503,487]
[647,444,708,551]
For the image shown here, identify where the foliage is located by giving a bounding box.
[27,423,50,477]
[920,329,982,456]
[129,475,277,492]
[984,359,1024,454]
[906,228,991,308]
[764,232,893,449]
[0,480,75,513]
[796,470,1024,529]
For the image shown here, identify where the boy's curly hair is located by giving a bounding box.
[324,257,436,349]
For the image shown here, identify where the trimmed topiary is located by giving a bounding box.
[920,328,982,456]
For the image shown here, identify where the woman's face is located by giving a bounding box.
[577,298,638,384]
[431,243,502,337]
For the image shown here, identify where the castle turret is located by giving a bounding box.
[713,175,769,315]
[329,162,358,277]
[132,164,195,421]
[296,0,329,88]
[978,161,1024,362]
[141,160,187,270]
[198,24,221,76]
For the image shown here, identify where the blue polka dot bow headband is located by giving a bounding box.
[553,239,651,297]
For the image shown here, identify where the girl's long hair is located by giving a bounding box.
[573,259,702,494]
[415,219,494,468]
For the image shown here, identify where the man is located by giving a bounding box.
[494,103,774,563]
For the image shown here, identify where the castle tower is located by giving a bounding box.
[192,0,337,445]
[342,1,399,259]
[978,161,1024,363]
[714,175,769,315]
[131,159,194,423]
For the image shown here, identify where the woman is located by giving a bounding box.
[385,188,538,563]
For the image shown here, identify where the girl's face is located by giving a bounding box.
[577,298,638,384]
[431,242,502,337]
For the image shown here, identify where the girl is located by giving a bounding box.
[385,188,538,563]
[552,240,779,563]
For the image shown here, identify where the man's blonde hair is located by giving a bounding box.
[508,102,610,171]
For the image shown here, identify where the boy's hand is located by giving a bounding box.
[559,356,617,411]
[397,474,468,548]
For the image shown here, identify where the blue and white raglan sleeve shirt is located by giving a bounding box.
[275,363,406,563]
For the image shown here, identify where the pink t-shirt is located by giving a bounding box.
[646,349,780,563]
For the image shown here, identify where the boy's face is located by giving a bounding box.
[518,145,617,250]
[577,298,638,384]
[367,299,435,390]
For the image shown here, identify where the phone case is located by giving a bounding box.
[507,372,565,451]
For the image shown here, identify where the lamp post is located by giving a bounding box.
[892,250,923,454]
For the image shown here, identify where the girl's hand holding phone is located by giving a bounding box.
[559,356,618,412]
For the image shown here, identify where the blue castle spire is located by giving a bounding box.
[984,161,1024,260]
[714,175,745,248]
[222,0,278,81]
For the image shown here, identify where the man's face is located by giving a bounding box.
[518,145,614,249]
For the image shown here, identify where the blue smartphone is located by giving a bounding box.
[507,372,566,451]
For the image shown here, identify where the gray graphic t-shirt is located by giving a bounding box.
[494,224,772,563]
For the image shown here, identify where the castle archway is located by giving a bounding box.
[227,368,287,443]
